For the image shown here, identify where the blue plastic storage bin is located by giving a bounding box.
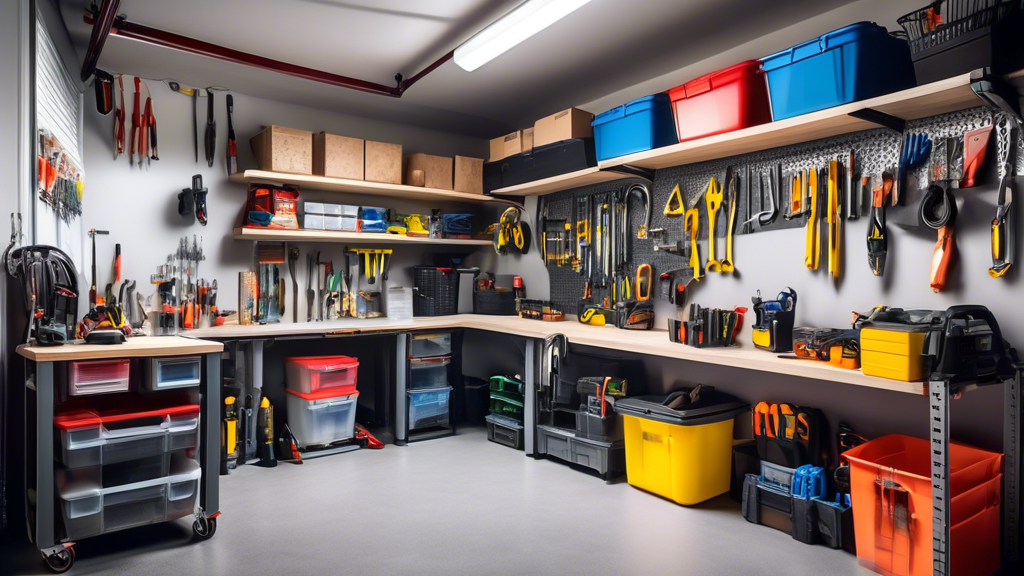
[592,94,677,161]
[760,22,915,120]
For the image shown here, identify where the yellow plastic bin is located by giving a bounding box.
[615,387,747,505]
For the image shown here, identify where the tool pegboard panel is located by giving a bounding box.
[543,104,1010,314]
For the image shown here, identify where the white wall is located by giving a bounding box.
[81,80,492,322]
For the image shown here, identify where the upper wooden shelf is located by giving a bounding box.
[233,227,493,247]
[229,170,523,208]
[488,167,636,197]
[17,335,223,362]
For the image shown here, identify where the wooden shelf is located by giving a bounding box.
[17,336,223,362]
[599,72,981,170]
[488,167,636,197]
[229,170,523,208]
[188,315,925,395]
[233,227,493,246]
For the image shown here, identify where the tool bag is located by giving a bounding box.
[752,401,826,468]
[245,184,299,229]
[3,244,79,346]
[615,300,654,330]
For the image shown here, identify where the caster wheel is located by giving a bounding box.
[44,547,75,573]
[192,516,217,540]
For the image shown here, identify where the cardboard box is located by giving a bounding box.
[489,131,523,162]
[250,125,313,175]
[365,140,402,184]
[533,108,593,148]
[522,127,534,154]
[454,156,483,195]
[313,132,364,180]
[405,153,453,190]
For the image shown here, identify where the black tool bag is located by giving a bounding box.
[926,305,1019,386]
[753,402,827,468]
[3,244,79,346]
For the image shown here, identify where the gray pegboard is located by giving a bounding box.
[543,105,1012,314]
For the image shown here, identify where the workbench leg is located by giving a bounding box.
[242,340,264,462]
[929,379,951,576]
[201,352,221,516]
[1005,368,1023,567]
[34,361,55,550]
[524,339,537,457]
[395,334,408,446]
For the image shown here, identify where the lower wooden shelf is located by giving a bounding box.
[233,227,493,246]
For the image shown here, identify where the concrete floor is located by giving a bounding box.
[2,428,861,576]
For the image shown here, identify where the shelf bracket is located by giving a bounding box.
[849,108,906,133]
[607,165,656,182]
[970,68,1023,125]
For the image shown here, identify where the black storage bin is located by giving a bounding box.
[814,498,856,553]
[553,378,579,409]
[791,497,818,545]
[576,410,622,443]
[899,1,1024,84]
[484,138,597,192]
[473,289,517,315]
[731,441,760,502]
[463,377,490,425]
[413,266,459,317]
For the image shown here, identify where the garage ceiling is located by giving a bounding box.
[59,0,854,138]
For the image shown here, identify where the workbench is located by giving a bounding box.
[188,314,1023,573]
[16,336,224,572]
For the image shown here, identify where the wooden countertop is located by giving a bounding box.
[17,335,224,362]
[187,315,925,395]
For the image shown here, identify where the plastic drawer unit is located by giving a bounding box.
[285,355,359,395]
[843,434,1003,576]
[537,425,625,480]
[760,22,915,120]
[54,405,201,487]
[409,357,450,390]
[489,390,524,420]
[285,389,359,448]
[410,333,453,358]
[67,358,130,396]
[486,414,524,450]
[592,94,677,161]
[144,356,202,391]
[407,386,452,431]
[615,388,747,505]
[667,60,772,142]
[57,457,202,540]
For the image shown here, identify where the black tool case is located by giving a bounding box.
[484,138,597,192]
[536,424,626,481]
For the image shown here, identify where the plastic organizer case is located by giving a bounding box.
[489,390,524,420]
[409,357,450,390]
[57,455,201,540]
[285,355,359,395]
[54,405,201,488]
[67,359,131,396]
[410,333,453,358]
[407,386,452,431]
[144,356,202,391]
[285,389,359,448]
[536,424,626,481]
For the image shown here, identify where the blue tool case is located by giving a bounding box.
[760,22,916,120]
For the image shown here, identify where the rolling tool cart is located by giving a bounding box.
[395,332,460,444]
[16,337,223,573]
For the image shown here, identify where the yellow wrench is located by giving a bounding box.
[704,177,723,273]
[828,160,841,279]
[805,168,820,270]
[721,172,738,273]
[685,205,703,281]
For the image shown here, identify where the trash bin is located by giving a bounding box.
[462,377,490,425]
[615,387,747,505]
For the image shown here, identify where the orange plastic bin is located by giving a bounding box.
[842,434,1002,576]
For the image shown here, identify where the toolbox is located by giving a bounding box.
[843,434,1002,576]
[592,94,677,161]
[408,386,452,430]
[483,138,597,193]
[285,355,359,395]
[536,424,626,481]
[486,413,524,450]
[285,389,359,448]
[668,60,772,142]
[760,22,916,120]
[860,324,930,381]
[615,387,747,505]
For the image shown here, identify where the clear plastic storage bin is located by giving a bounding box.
[285,355,359,395]
[410,333,452,357]
[57,456,201,540]
[285,389,359,448]
[407,386,452,430]
[409,357,450,389]
[144,356,202,390]
[68,359,131,396]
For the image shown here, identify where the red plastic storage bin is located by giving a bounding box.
[285,356,359,395]
[843,434,1002,576]
[667,60,772,143]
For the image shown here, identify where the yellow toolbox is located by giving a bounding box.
[860,325,929,381]
[614,387,747,505]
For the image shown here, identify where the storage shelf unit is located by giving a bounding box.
[488,71,986,197]
[229,170,524,208]
[233,227,493,246]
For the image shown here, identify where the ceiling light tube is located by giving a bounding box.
[454,0,593,72]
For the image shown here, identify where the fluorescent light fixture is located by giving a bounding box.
[454,0,593,72]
